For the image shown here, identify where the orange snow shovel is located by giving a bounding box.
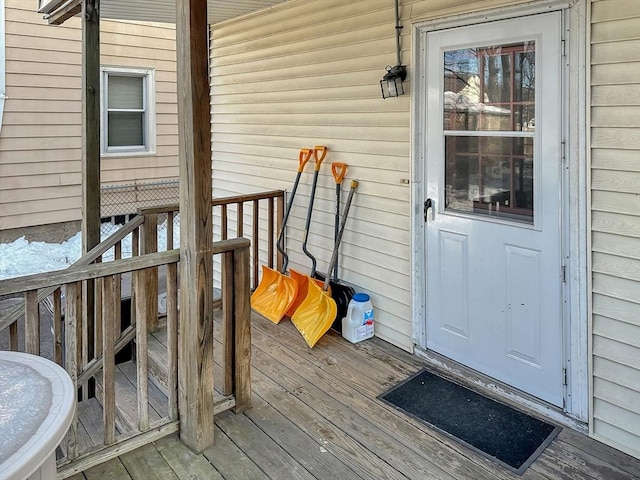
[291,179,358,347]
[251,148,313,323]
[286,145,328,317]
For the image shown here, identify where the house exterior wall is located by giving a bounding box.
[0,0,178,231]
[209,0,537,353]
[210,0,639,458]
[588,0,640,459]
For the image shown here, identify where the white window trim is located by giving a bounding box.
[100,66,156,157]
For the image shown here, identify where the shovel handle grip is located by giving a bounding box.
[313,145,328,171]
[331,163,348,184]
[297,148,313,172]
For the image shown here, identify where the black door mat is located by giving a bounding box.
[378,369,561,475]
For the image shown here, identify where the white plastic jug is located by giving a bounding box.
[342,293,374,344]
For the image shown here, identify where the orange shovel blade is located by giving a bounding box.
[286,269,328,317]
[290,280,337,348]
[251,265,298,324]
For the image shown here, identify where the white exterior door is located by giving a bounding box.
[425,13,564,407]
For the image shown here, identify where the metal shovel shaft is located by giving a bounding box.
[324,180,358,291]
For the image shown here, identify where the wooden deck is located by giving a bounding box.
[66,309,639,480]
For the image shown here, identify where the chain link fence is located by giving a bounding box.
[100,180,180,237]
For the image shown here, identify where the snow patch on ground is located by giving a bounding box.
[0,221,178,281]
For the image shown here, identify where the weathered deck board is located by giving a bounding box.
[154,435,224,480]
[82,457,131,480]
[66,309,640,480]
[202,425,268,479]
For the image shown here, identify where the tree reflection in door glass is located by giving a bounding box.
[443,41,536,224]
[445,137,534,224]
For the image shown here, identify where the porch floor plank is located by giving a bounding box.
[202,425,268,479]
[243,398,364,480]
[82,456,132,480]
[154,435,225,480]
[119,442,179,480]
[71,309,640,480]
[215,408,316,480]
[248,316,522,480]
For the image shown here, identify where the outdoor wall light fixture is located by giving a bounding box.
[380,0,406,99]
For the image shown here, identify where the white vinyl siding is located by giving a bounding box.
[0,0,178,230]
[589,0,640,459]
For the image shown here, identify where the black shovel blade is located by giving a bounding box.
[313,272,355,333]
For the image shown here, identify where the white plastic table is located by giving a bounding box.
[0,351,75,480]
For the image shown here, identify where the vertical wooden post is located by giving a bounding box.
[82,0,101,398]
[233,246,251,413]
[176,0,215,452]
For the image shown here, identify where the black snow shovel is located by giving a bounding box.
[313,162,356,332]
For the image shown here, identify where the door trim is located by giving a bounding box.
[410,0,588,420]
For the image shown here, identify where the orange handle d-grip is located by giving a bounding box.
[313,145,328,171]
[298,148,313,172]
[331,163,348,185]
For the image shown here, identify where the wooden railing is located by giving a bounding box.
[0,189,283,477]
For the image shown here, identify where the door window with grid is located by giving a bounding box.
[443,42,535,224]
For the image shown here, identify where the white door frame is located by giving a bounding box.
[410,0,589,421]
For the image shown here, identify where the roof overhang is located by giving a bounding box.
[38,0,288,25]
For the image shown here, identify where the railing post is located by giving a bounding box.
[176,0,215,453]
[233,245,252,413]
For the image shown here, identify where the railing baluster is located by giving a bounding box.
[222,251,234,396]
[237,202,244,237]
[276,193,284,272]
[131,228,139,330]
[141,214,159,333]
[53,288,63,365]
[9,321,18,351]
[166,261,178,420]
[134,268,150,432]
[24,290,40,355]
[167,211,174,249]
[65,281,82,460]
[114,241,123,357]
[221,204,228,240]
[268,197,274,269]
[102,275,116,445]
[252,200,259,290]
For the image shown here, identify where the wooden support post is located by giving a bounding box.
[82,0,101,398]
[233,247,252,413]
[176,0,215,452]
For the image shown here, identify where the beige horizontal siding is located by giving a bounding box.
[0,0,179,230]
[209,0,536,350]
[210,0,417,350]
[589,0,640,459]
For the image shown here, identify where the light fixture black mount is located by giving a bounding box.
[380,0,406,99]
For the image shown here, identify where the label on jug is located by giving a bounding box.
[354,309,374,341]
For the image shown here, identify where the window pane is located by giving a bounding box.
[108,75,143,109]
[108,112,144,147]
[443,42,535,132]
[445,136,533,224]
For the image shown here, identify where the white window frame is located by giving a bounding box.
[101,66,156,156]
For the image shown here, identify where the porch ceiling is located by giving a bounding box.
[39,0,288,25]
